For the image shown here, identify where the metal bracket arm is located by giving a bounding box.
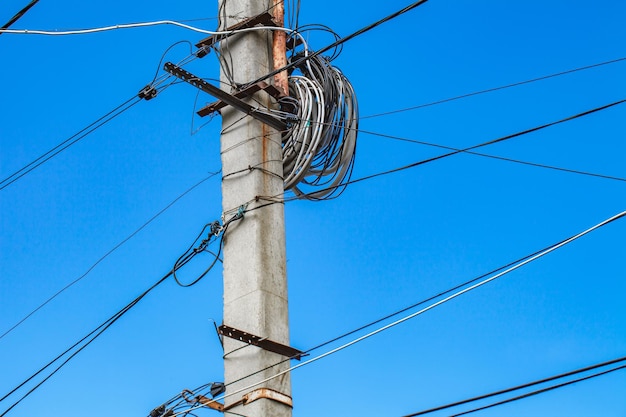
[224,388,293,411]
[164,62,287,132]
[195,12,277,49]
[219,324,304,360]
[197,81,285,117]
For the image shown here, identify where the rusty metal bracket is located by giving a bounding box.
[195,12,277,50]
[197,81,285,117]
[224,388,293,411]
[182,389,224,412]
[219,324,304,360]
[164,62,287,132]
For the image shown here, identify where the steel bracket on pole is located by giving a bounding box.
[195,12,277,50]
[219,324,304,360]
[224,388,293,411]
[163,62,287,132]
[197,81,285,117]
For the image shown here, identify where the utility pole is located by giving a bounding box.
[218,1,292,416]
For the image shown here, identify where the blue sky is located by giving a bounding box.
[1,1,625,416]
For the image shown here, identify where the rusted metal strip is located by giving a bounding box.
[272,0,289,96]
[223,388,293,412]
[218,324,304,360]
[181,389,224,412]
[195,12,277,49]
[244,388,293,407]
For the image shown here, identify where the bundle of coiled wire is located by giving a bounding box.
[280,54,358,200]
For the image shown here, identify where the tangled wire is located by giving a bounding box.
[280,54,358,200]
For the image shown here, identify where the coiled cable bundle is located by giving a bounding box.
[281,54,358,200]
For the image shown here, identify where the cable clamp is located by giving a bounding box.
[210,220,223,236]
[138,84,157,100]
[235,203,248,219]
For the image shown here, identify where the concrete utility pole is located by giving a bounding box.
[218,1,292,416]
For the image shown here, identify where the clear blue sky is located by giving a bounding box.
[1,1,625,416]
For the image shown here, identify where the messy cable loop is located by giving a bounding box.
[171,209,245,288]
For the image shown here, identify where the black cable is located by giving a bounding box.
[0,271,171,416]
[360,56,626,119]
[241,0,429,89]
[0,95,141,191]
[279,98,626,201]
[0,171,220,341]
[451,364,626,417]
[356,128,626,183]
[0,0,40,32]
[0,217,234,416]
[402,356,626,416]
[183,210,626,405]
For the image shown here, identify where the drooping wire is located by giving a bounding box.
[0,213,242,416]
[0,171,220,342]
[172,210,626,416]
[402,356,626,416]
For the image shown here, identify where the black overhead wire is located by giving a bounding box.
[270,98,626,201]
[450,364,626,417]
[0,171,221,341]
[0,41,205,191]
[0,95,141,191]
[0,217,234,416]
[360,56,626,119]
[241,0,429,89]
[356,128,626,183]
[402,356,626,416]
[0,0,40,33]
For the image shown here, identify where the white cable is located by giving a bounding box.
[172,210,626,416]
[0,20,298,37]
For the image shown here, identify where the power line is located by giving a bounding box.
[402,356,626,416]
[335,99,626,191]
[0,0,40,33]
[0,213,238,416]
[175,210,626,416]
[241,0,430,89]
[357,128,626,183]
[245,98,623,204]
[0,40,205,191]
[0,95,141,190]
[450,364,626,417]
[360,56,626,119]
[0,171,220,341]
